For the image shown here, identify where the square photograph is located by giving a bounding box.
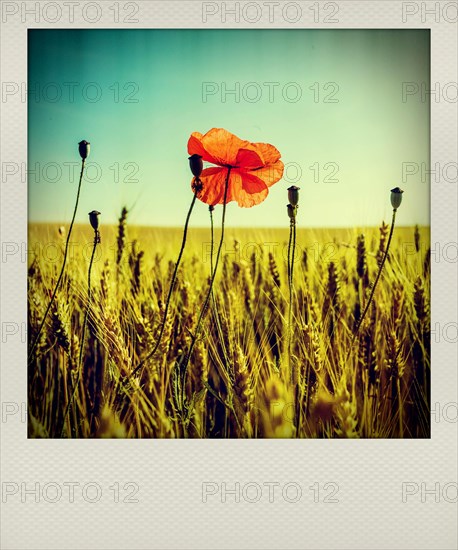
[27,29,430,438]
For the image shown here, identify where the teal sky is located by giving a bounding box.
[28,29,430,228]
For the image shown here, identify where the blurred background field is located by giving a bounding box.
[28,221,430,439]
[28,223,430,279]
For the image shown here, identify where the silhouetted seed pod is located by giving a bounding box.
[287,185,300,206]
[78,140,90,159]
[287,204,297,220]
[189,154,203,177]
[88,210,101,231]
[390,187,404,210]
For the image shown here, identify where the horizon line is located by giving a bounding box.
[28,222,430,229]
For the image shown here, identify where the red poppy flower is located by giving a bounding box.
[187,128,284,208]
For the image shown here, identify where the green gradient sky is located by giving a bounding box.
[28,29,430,228]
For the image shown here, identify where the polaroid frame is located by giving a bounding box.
[1,1,457,549]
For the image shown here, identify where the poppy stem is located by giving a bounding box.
[28,158,86,364]
[356,208,397,339]
[60,228,98,437]
[209,207,230,376]
[289,218,302,432]
[348,208,398,362]
[209,206,214,276]
[131,191,198,378]
[287,219,293,283]
[180,167,232,405]
[288,218,296,383]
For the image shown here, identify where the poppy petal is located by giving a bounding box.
[187,133,221,166]
[249,159,284,187]
[253,142,282,164]
[235,147,265,170]
[188,128,253,167]
[194,167,268,208]
[194,166,236,205]
[236,171,269,207]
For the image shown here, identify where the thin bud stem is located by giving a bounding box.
[179,167,232,404]
[288,218,297,383]
[352,208,398,346]
[131,191,198,378]
[29,158,86,363]
[60,227,99,437]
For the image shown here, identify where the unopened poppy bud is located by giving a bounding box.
[390,187,404,210]
[287,204,297,220]
[79,140,90,159]
[189,154,203,177]
[287,186,300,206]
[88,210,101,231]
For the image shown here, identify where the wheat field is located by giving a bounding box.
[27,218,430,438]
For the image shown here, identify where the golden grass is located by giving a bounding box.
[28,221,430,438]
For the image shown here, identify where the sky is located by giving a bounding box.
[28,29,430,228]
